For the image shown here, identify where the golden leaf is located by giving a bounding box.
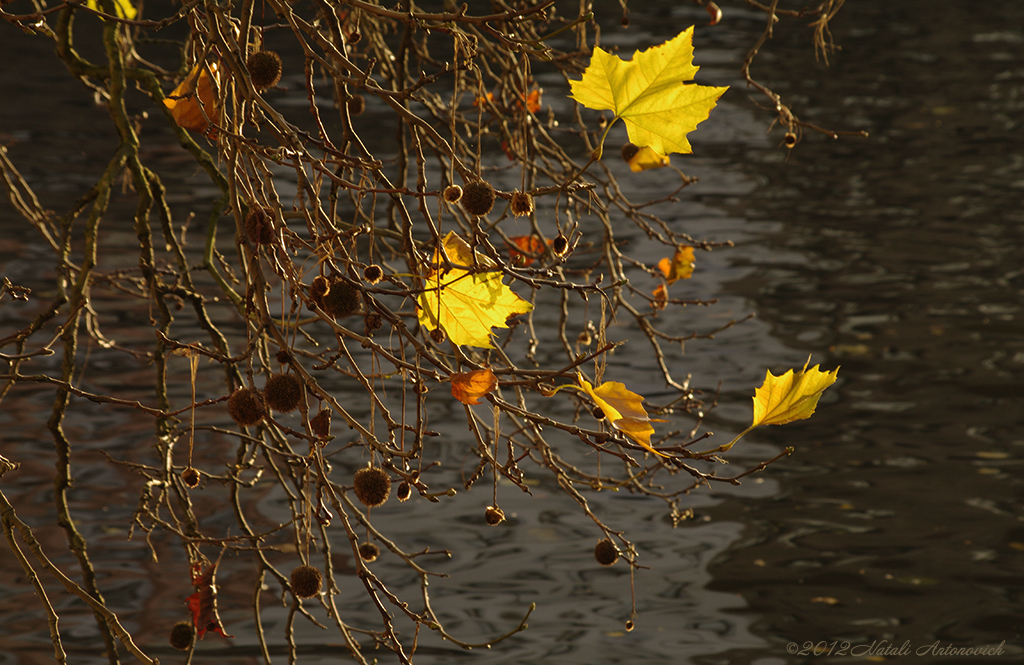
[163,63,220,134]
[752,359,839,427]
[578,374,668,457]
[450,368,498,405]
[622,142,671,172]
[657,246,695,284]
[86,0,137,19]
[569,27,728,156]
[417,232,533,348]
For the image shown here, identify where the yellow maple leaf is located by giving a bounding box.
[418,232,533,348]
[752,360,840,427]
[578,374,668,457]
[705,358,839,454]
[87,0,137,19]
[569,27,728,156]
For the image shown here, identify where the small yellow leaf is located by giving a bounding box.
[569,27,728,156]
[450,369,498,405]
[163,63,220,134]
[578,374,668,457]
[657,246,695,284]
[418,232,533,348]
[752,360,839,428]
[622,142,670,172]
[87,0,137,19]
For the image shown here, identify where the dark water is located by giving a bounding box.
[2,1,1023,664]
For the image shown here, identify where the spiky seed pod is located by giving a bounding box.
[353,466,392,508]
[290,564,322,598]
[396,480,412,502]
[358,542,380,562]
[181,467,200,488]
[247,51,282,89]
[169,621,195,650]
[275,348,292,365]
[348,94,366,116]
[264,373,302,413]
[429,327,446,344]
[485,505,505,526]
[228,387,266,427]
[552,234,570,257]
[442,184,463,204]
[364,312,383,333]
[244,207,274,245]
[363,264,383,284]
[319,279,360,318]
[592,406,605,420]
[509,191,534,217]
[461,180,495,217]
[310,409,331,438]
[347,31,362,45]
[594,538,619,566]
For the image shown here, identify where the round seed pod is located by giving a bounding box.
[620,142,640,164]
[594,538,619,566]
[264,373,302,413]
[319,279,360,318]
[181,467,200,488]
[784,131,798,148]
[244,207,274,245]
[485,505,505,526]
[290,564,322,598]
[348,94,366,116]
[396,480,412,502]
[363,264,383,284]
[309,275,331,302]
[169,621,195,650]
[353,466,392,508]
[429,327,446,344]
[228,387,266,427]
[442,184,463,204]
[510,191,534,217]
[275,348,292,365]
[591,406,605,420]
[358,542,380,562]
[364,312,383,333]
[552,234,570,257]
[310,408,331,438]
[461,180,495,217]
[247,51,282,90]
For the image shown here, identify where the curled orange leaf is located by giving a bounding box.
[164,63,220,134]
[507,235,552,267]
[451,368,498,405]
[578,374,667,457]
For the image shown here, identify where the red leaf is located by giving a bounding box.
[187,557,233,639]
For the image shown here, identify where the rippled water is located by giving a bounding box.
[3,1,1023,663]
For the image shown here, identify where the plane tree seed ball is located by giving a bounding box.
[442,184,463,204]
[396,480,412,502]
[290,564,322,598]
[319,279,360,318]
[353,467,392,508]
[363,264,383,284]
[358,542,380,562]
[485,505,505,526]
[228,387,266,427]
[510,191,534,217]
[247,51,282,89]
[181,467,200,488]
[169,621,195,650]
[461,180,495,216]
[348,94,366,116]
[594,538,619,566]
[244,207,274,245]
[264,373,302,413]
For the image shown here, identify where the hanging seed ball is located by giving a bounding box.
[396,480,412,502]
[348,94,366,116]
[169,621,195,650]
[264,372,303,413]
[442,184,463,204]
[244,206,274,245]
[358,541,380,563]
[347,31,362,45]
[319,279,360,318]
[353,466,392,508]
[484,505,506,526]
[275,348,292,365]
[510,190,534,217]
[309,275,331,302]
[620,142,640,164]
[290,564,322,598]
[429,327,446,345]
[247,50,282,90]
[625,619,635,632]
[784,131,798,148]
[310,408,331,438]
[461,179,495,217]
[181,467,200,488]
[552,234,570,257]
[594,538,619,566]
[364,311,383,333]
[591,406,605,420]
[363,264,383,284]
[228,387,266,427]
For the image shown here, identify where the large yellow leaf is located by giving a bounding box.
[578,374,668,457]
[569,27,728,156]
[418,232,533,348]
[752,360,840,427]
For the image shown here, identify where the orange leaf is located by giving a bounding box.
[657,246,695,283]
[652,283,669,310]
[451,368,498,405]
[187,557,233,639]
[578,374,668,457]
[507,235,551,267]
[164,63,220,134]
[523,88,542,114]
